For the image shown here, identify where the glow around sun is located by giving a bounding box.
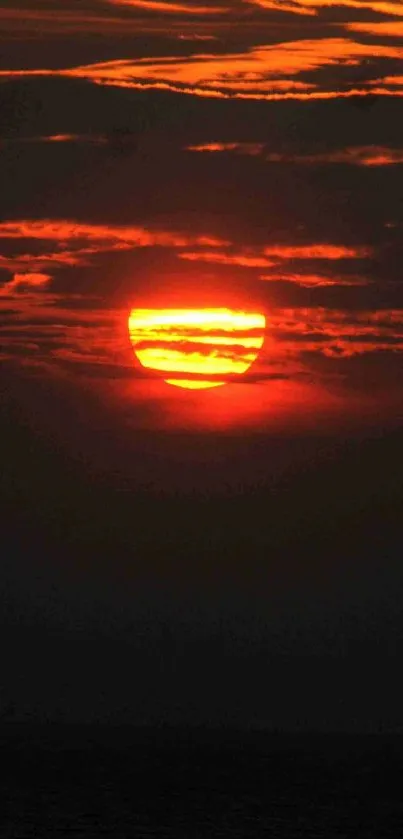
[128,307,266,389]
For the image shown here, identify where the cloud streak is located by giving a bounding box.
[246,0,403,16]
[259,273,370,287]
[186,143,403,166]
[107,0,227,12]
[0,218,372,297]
[2,35,402,101]
[2,298,402,384]
[178,243,371,275]
[0,219,228,249]
[266,307,403,359]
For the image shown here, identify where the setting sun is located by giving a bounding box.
[128,308,266,389]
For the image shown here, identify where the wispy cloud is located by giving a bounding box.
[244,0,316,13]
[0,219,232,284]
[2,134,110,146]
[3,298,401,384]
[107,0,227,13]
[177,33,219,40]
[187,142,265,154]
[268,306,403,357]
[265,147,403,166]
[186,143,403,166]
[0,218,370,293]
[1,216,400,387]
[0,219,228,249]
[259,273,369,287]
[62,39,402,90]
[178,251,275,268]
[246,0,403,16]
[0,251,98,272]
[263,244,369,259]
[2,37,402,101]
[178,243,370,272]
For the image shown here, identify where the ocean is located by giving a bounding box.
[1,726,402,837]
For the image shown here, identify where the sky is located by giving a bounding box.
[1,0,403,731]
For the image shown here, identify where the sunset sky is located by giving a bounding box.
[1,0,402,730]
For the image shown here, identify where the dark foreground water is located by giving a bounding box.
[1,726,402,837]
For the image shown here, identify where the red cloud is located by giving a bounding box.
[0,220,228,249]
[178,251,275,267]
[263,244,369,259]
[0,272,52,297]
[178,243,369,270]
[0,220,370,287]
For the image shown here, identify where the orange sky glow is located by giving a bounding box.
[0,0,402,429]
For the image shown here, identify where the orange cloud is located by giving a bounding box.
[187,142,246,152]
[1,77,400,102]
[3,288,402,397]
[107,0,226,12]
[259,273,369,287]
[2,134,82,144]
[177,242,370,282]
[230,87,403,100]
[187,143,403,166]
[178,251,275,267]
[245,0,315,12]
[178,243,368,270]
[3,36,401,102]
[177,242,369,271]
[265,147,403,166]
[346,21,403,38]
[0,272,51,297]
[263,244,369,259]
[0,219,370,288]
[61,39,400,90]
[187,142,262,154]
[372,75,403,88]
[271,306,403,335]
[39,134,108,144]
[0,219,228,248]
[0,220,231,279]
[0,248,103,272]
[248,0,403,16]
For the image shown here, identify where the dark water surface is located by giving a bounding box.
[1,727,402,837]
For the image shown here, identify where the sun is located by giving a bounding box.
[128,307,266,389]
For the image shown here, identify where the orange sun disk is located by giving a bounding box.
[128,307,266,389]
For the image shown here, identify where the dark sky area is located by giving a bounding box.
[1,0,402,731]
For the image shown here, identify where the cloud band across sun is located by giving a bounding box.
[128,308,266,388]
